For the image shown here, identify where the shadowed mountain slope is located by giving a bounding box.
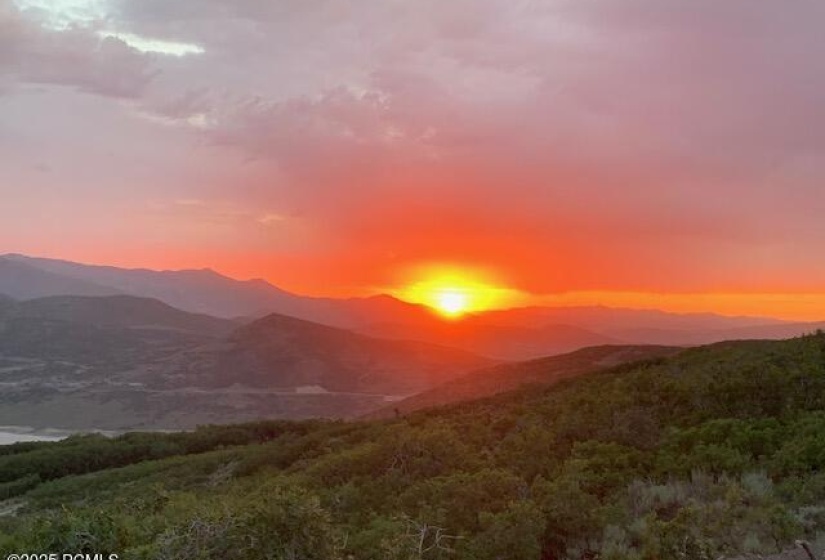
[0,295,234,367]
[364,344,682,418]
[0,296,489,429]
[4,295,237,335]
[358,319,618,360]
[155,312,491,395]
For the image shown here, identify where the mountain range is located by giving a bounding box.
[0,253,431,326]
[2,253,825,431]
[0,293,485,430]
[3,253,822,360]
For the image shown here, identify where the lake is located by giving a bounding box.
[0,429,64,445]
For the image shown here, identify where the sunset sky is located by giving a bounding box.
[2,0,825,320]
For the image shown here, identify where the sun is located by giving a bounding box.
[434,289,471,317]
[392,264,521,319]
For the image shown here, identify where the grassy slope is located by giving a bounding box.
[3,334,825,559]
[363,344,682,419]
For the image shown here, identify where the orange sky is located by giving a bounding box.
[7,245,825,322]
[3,0,825,322]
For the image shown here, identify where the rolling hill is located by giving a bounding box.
[144,312,490,395]
[0,294,231,365]
[0,295,488,430]
[3,334,825,559]
[364,344,682,418]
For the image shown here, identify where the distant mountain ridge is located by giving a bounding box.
[0,253,436,330]
[0,253,318,319]
[357,319,618,360]
[0,254,616,359]
[3,294,237,335]
[2,253,822,360]
[0,257,120,300]
[610,322,825,346]
[473,304,788,331]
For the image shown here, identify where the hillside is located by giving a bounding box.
[364,344,682,418]
[199,313,490,394]
[2,334,825,559]
[0,294,228,365]
[0,297,487,430]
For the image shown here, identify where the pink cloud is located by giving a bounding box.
[1,1,156,98]
[3,0,825,297]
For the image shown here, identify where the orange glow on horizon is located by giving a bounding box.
[21,248,825,322]
[391,264,525,318]
[531,291,825,323]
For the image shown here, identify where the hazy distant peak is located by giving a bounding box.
[0,257,122,300]
[362,293,404,302]
[233,311,359,343]
[360,293,431,309]
[7,293,236,335]
[28,293,185,311]
[244,277,273,286]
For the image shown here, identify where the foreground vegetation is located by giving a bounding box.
[3,334,825,559]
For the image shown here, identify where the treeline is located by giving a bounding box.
[0,419,337,493]
[2,333,825,559]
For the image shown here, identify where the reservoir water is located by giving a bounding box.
[0,429,64,445]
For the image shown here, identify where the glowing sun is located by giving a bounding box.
[434,289,471,317]
[392,264,521,319]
